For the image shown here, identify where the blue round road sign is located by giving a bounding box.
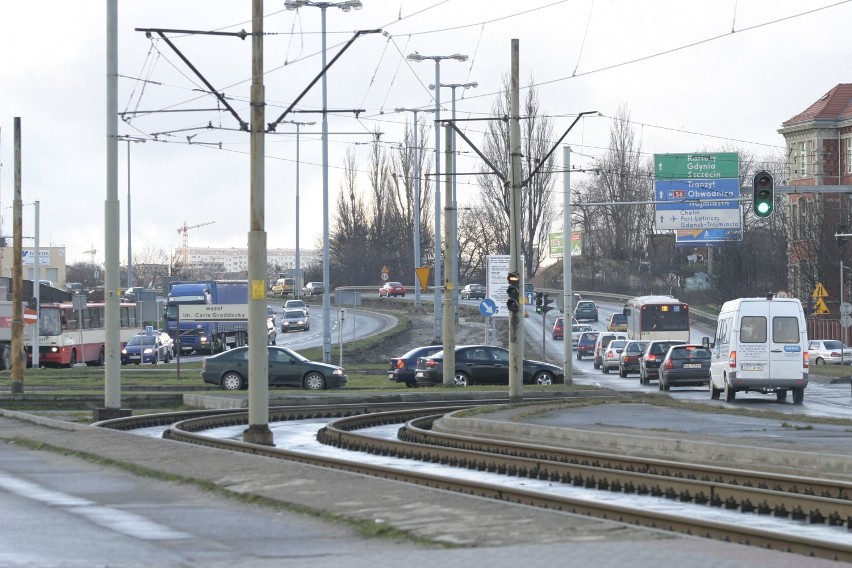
[479,298,498,318]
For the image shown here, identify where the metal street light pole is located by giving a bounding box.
[394,107,434,310]
[286,0,363,363]
[284,120,315,299]
[407,52,467,342]
[430,81,476,323]
[119,136,145,290]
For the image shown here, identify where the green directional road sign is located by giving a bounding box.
[654,152,739,180]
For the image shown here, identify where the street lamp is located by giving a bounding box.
[429,81,476,322]
[286,0,363,363]
[118,136,145,290]
[407,52,467,342]
[283,120,315,300]
[394,107,435,310]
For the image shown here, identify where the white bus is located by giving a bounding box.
[26,301,139,367]
[623,295,690,342]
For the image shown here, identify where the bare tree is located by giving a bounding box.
[473,76,557,279]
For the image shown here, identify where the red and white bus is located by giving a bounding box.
[26,302,139,367]
[623,295,690,342]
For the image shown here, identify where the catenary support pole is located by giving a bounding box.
[243,0,273,446]
[508,39,523,402]
[442,124,455,386]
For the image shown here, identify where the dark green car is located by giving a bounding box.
[201,346,347,390]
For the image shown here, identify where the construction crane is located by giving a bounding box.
[177,221,215,267]
[82,244,97,264]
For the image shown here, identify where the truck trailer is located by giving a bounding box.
[165,280,249,354]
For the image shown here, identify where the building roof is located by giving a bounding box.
[782,83,852,126]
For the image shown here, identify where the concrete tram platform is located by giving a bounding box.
[0,399,847,567]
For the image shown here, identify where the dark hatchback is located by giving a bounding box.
[414,345,564,387]
[658,344,712,391]
[576,331,600,360]
[618,340,649,377]
[639,340,687,385]
[388,345,443,387]
[201,345,347,391]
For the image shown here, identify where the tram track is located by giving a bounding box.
[98,400,852,562]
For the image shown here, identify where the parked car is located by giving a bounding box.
[414,345,564,387]
[201,345,347,390]
[552,317,565,340]
[574,300,599,322]
[593,332,628,369]
[607,313,628,332]
[379,281,407,297]
[658,344,712,391]
[460,283,486,300]
[808,339,852,365]
[388,345,443,387]
[618,340,649,377]
[303,282,324,296]
[121,330,173,365]
[639,339,687,385]
[576,331,600,361]
[284,299,309,316]
[570,324,593,348]
[601,339,627,374]
[280,309,310,332]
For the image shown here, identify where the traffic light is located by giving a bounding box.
[752,170,774,218]
[542,293,555,315]
[506,272,520,313]
[535,291,543,314]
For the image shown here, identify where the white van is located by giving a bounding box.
[708,297,808,404]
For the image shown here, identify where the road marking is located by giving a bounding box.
[0,472,191,540]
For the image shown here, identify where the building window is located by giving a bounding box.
[791,141,809,178]
[847,138,852,174]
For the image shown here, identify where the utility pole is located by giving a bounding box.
[11,118,23,394]
[562,146,573,385]
[508,39,523,402]
[442,124,455,386]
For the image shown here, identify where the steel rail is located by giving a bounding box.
[101,403,852,562]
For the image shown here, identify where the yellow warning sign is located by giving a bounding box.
[812,282,829,298]
[813,297,830,315]
[415,267,430,292]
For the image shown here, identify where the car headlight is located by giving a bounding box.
[143,348,153,354]
[333,368,344,375]
[121,349,127,355]
[199,337,208,344]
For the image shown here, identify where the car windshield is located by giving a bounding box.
[611,314,626,323]
[287,301,305,307]
[127,335,155,346]
[823,340,845,349]
[387,282,402,287]
[578,302,594,309]
[284,310,305,318]
[670,346,711,359]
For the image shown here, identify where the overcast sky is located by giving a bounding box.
[1,0,850,265]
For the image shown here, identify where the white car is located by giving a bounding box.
[570,324,593,349]
[601,339,627,374]
[808,339,852,365]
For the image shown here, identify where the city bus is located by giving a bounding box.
[26,301,139,367]
[623,295,690,342]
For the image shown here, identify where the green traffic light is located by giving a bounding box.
[755,201,772,216]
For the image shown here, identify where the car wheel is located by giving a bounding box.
[776,390,787,402]
[619,366,626,378]
[709,380,721,400]
[602,364,609,374]
[792,387,804,404]
[815,357,825,365]
[723,380,736,402]
[639,369,647,385]
[533,371,554,386]
[454,372,471,387]
[576,353,582,361]
[221,372,244,390]
[304,372,326,390]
